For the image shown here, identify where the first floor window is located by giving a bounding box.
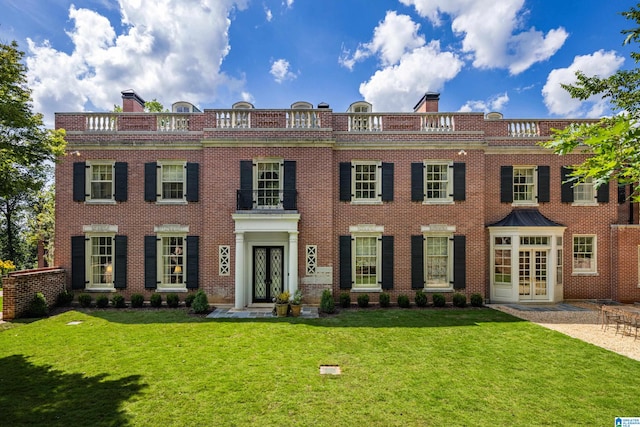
[354,236,378,287]
[573,235,596,273]
[89,235,114,287]
[161,236,185,286]
[425,235,451,288]
[494,248,512,284]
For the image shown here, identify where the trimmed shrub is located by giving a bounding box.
[452,293,467,308]
[28,292,48,317]
[357,294,369,308]
[191,290,210,314]
[415,290,428,307]
[319,289,335,314]
[470,293,483,307]
[78,294,92,308]
[432,293,446,307]
[339,292,351,308]
[166,293,180,308]
[397,294,410,308]
[56,290,74,307]
[111,294,126,308]
[184,294,196,308]
[150,293,162,308]
[130,294,144,308]
[379,292,390,308]
[96,295,109,308]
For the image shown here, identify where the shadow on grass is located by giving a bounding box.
[0,355,146,427]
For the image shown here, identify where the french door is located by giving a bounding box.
[518,249,548,300]
[253,246,284,303]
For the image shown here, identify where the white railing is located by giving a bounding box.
[86,114,118,131]
[286,111,321,128]
[157,115,189,131]
[507,121,539,137]
[421,114,455,132]
[216,110,251,129]
[348,114,383,131]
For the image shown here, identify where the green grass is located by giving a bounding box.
[1,308,639,426]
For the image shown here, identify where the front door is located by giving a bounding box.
[518,250,548,300]
[253,246,284,303]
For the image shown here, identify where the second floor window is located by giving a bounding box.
[145,161,199,203]
[160,163,185,200]
[500,165,549,205]
[89,164,113,200]
[354,162,378,201]
[340,161,393,203]
[425,163,450,200]
[513,167,535,202]
[256,161,282,208]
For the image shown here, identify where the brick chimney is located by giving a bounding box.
[413,92,440,113]
[121,89,146,112]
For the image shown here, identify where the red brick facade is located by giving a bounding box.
[53,91,639,305]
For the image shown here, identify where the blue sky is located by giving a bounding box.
[1,0,636,127]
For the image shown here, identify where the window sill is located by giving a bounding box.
[85,287,116,292]
[424,287,454,293]
[571,272,599,277]
[85,200,116,205]
[156,288,188,292]
[350,200,383,205]
[156,200,188,205]
[422,200,454,205]
[571,202,599,207]
[511,202,538,207]
[351,287,382,293]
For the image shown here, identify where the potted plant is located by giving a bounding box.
[289,289,303,317]
[274,291,290,317]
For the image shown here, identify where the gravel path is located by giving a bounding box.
[490,303,640,361]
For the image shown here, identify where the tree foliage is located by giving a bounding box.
[0,41,66,267]
[541,4,640,200]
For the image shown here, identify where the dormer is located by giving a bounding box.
[291,101,313,109]
[172,101,201,113]
[232,101,254,109]
[348,101,372,113]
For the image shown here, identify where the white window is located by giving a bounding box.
[425,234,453,289]
[425,162,452,202]
[353,235,380,288]
[573,235,597,274]
[87,234,114,289]
[513,167,536,203]
[158,162,185,202]
[87,162,114,201]
[573,177,595,203]
[255,160,282,208]
[159,235,186,288]
[352,161,381,202]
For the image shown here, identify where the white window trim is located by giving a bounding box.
[422,231,454,292]
[571,178,598,206]
[351,160,382,205]
[253,158,283,209]
[351,233,382,292]
[423,161,454,204]
[156,232,188,291]
[572,234,598,276]
[512,165,538,207]
[85,161,116,204]
[157,160,187,204]
[85,232,116,291]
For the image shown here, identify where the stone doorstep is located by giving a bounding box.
[207,306,319,319]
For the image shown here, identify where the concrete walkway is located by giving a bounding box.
[207,306,319,319]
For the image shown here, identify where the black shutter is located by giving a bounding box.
[500,166,513,203]
[114,235,127,289]
[144,162,157,202]
[537,166,550,203]
[114,162,128,202]
[411,235,424,289]
[597,182,610,203]
[71,236,86,289]
[453,235,466,290]
[283,160,297,210]
[239,160,253,209]
[339,235,352,289]
[561,167,574,203]
[73,162,86,202]
[339,162,352,201]
[186,236,199,289]
[381,236,394,290]
[144,236,157,289]
[381,162,394,201]
[618,184,628,204]
[453,162,466,201]
[411,163,424,202]
[185,163,199,202]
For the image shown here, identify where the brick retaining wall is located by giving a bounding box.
[1,268,66,320]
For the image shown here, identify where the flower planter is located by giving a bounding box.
[290,304,302,317]
[275,303,289,317]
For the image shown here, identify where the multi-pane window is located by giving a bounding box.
[354,236,378,287]
[425,236,450,287]
[160,164,185,200]
[256,161,281,208]
[513,167,535,202]
[574,177,595,203]
[89,236,113,287]
[573,235,596,273]
[90,164,113,200]
[425,163,450,201]
[353,162,379,201]
[161,236,185,286]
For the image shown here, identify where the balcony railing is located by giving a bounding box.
[236,189,297,211]
[157,115,190,131]
[507,120,539,137]
[216,110,251,129]
[421,114,455,132]
[86,114,118,131]
[348,114,383,131]
[286,111,321,128]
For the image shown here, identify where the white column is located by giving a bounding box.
[288,231,299,296]
[234,232,245,309]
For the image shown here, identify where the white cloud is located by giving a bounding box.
[459,92,509,113]
[542,50,625,117]
[265,7,273,22]
[400,0,567,74]
[270,58,298,83]
[25,1,248,126]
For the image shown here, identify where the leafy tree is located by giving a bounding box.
[0,41,66,267]
[541,4,640,200]
[144,98,167,113]
[25,183,56,267]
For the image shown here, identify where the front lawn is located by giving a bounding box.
[0,308,638,426]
